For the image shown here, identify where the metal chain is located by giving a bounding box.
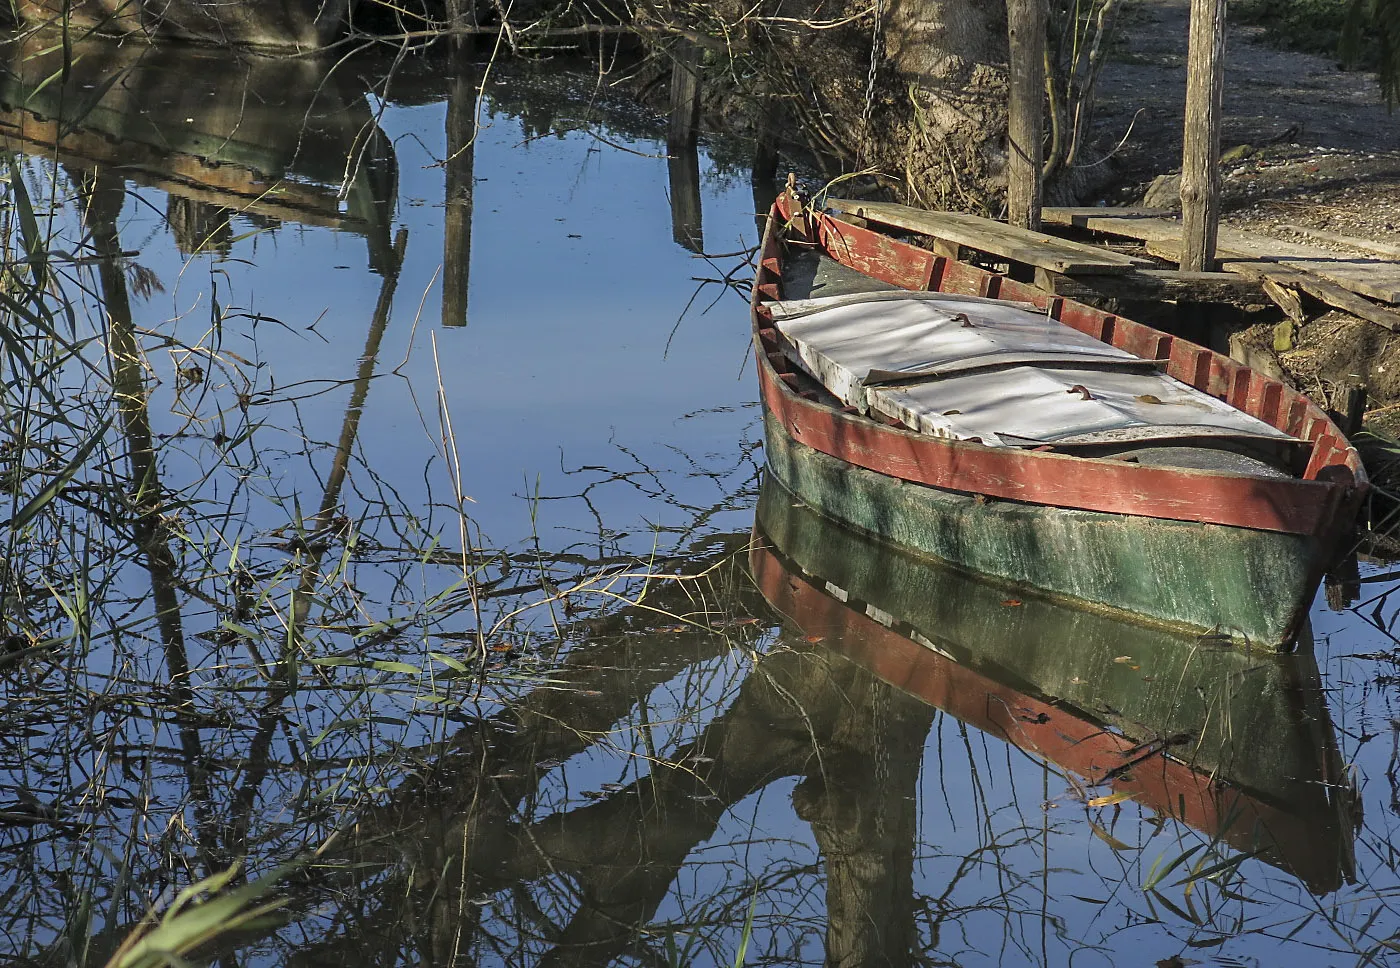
[863,0,884,122]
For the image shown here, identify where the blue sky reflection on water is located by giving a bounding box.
[140,93,762,551]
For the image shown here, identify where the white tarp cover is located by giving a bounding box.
[768,293,1296,448]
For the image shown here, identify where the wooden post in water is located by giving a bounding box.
[443,54,476,328]
[668,143,704,253]
[668,42,704,252]
[1180,0,1227,272]
[669,42,702,149]
[1005,0,1046,230]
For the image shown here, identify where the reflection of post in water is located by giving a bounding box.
[313,593,931,966]
[75,165,225,868]
[225,228,414,860]
[793,662,928,968]
[667,42,704,253]
[167,196,233,256]
[750,95,781,240]
[443,50,478,329]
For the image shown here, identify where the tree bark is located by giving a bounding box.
[1005,0,1045,228]
[1180,0,1227,271]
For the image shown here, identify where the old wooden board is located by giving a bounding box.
[1042,208,1400,303]
[1034,267,1265,306]
[827,198,1148,276]
[1279,224,1400,261]
[1135,235,1400,332]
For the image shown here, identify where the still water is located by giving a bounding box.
[1,34,1399,968]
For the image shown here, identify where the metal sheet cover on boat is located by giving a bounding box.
[769,292,1298,450]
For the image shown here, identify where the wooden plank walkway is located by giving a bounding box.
[818,198,1400,332]
[828,198,1149,275]
[1042,208,1400,304]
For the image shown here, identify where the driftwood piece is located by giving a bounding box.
[1261,278,1306,323]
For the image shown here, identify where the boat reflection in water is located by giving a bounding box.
[751,475,1358,896]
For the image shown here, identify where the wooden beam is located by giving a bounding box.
[1006,0,1046,231]
[1034,266,1266,306]
[1147,243,1400,332]
[1044,206,1174,226]
[1043,208,1400,303]
[669,42,701,149]
[1279,224,1400,260]
[1180,0,1227,272]
[828,198,1147,275]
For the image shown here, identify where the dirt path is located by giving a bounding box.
[1096,0,1400,233]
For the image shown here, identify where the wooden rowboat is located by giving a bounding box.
[750,480,1357,895]
[751,191,1368,649]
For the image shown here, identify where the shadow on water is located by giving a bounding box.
[2,25,1400,968]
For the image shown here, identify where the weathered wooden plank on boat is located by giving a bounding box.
[1033,267,1266,306]
[827,198,1148,275]
[1041,208,1400,303]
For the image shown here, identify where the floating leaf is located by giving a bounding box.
[1185,935,1228,949]
[1088,820,1134,851]
[429,651,469,672]
[1114,655,1133,664]
[370,660,420,674]
[1087,791,1134,808]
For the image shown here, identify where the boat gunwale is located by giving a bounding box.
[750,193,1368,540]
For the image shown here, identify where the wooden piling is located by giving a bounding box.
[669,142,704,253]
[669,42,702,149]
[1006,0,1046,231]
[443,56,476,328]
[668,41,704,251]
[1180,0,1227,272]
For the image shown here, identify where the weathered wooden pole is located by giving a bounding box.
[442,54,476,328]
[669,42,702,149]
[1006,0,1046,230]
[668,143,704,252]
[668,41,704,251]
[1180,0,1227,272]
